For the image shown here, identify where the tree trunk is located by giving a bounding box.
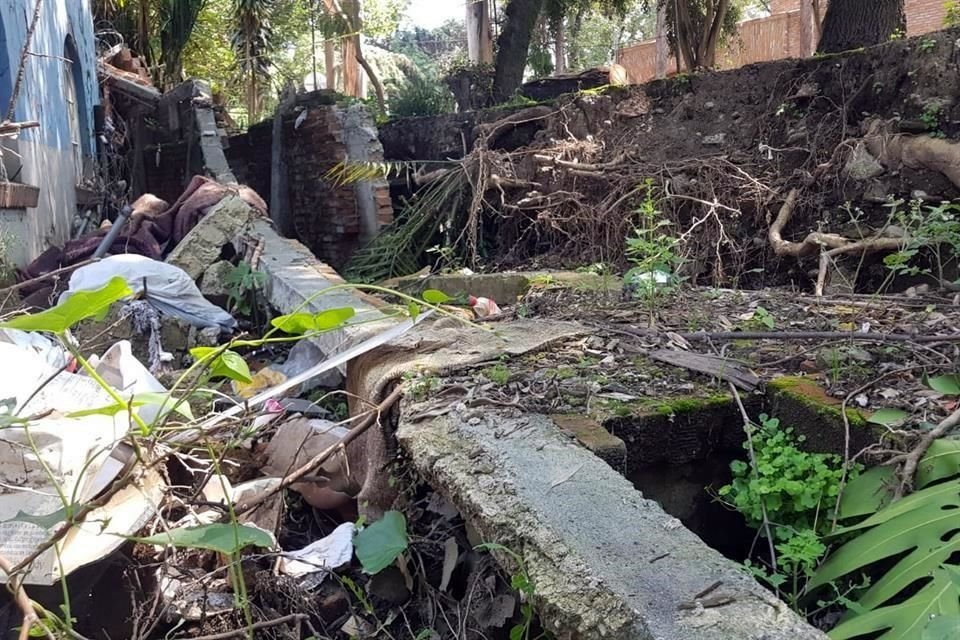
[698,0,729,68]
[655,2,668,78]
[568,8,584,69]
[799,0,814,57]
[341,0,362,97]
[492,0,544,101]
[673,0,697,71]
[818,0,905,53]
[552,14,566,73]
[467,0,494,64]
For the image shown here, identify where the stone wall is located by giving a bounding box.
[225,91,393,270]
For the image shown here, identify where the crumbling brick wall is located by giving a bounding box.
[144,141,191,205]
[225,91,393,270]
[224,121,272,200]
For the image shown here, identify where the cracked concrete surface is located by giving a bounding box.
[399,404,827,640]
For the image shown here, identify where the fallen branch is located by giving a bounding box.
[0,554,42,640]
[180,614,307,640]
[886,406,960,499]
[621,327,960,343]
[814,236,907,296]
[0,258,98,296]
[233,385,404,517]
[727,383,778,572]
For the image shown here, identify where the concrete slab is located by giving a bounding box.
[399,404,827,640]
[251,218,393,359]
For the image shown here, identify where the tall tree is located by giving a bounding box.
[158,0,205,86]
[233,0,276,122]
[818,0,905,53]
[492,0,546,100]
[466,0,494,64]
[663,0,734,70]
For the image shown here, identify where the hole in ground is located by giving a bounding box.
[604,397,762,562]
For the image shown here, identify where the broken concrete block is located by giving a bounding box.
[200,260,235,307]
[552,414,626,472]
[844,142,885,180]
[702,132,726,145]
[167,196,254,280]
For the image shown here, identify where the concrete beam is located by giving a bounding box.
[398,404,828,640]
[251,218,392,359]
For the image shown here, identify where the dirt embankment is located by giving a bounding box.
[375,29,960,291]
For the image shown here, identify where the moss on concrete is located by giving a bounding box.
[767,376,868,427]
[765,375,879,457]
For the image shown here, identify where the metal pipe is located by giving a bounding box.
[93,204,132,258]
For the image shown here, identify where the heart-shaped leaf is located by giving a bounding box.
[354,511,408,574]
[313,307,355,330]
[0,277,132,333]
[271,312,316,335]
[134,523,274,554]
[926,374,960,396]
[67,392,194,421]
[190,347,252,383]
[422,290,452,305]
[868,408,910,426]
[271,308,356,334]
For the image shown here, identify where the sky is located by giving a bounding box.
[403,0,465,30]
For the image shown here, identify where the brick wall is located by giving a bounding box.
[225,92,394,270]
[618,0,948,84]
[908,0,948,35]
[144,141,191,205]
[224,121,272,202]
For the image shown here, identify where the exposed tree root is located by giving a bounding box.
[769,188,909,295]
[887,406,960,499]
[864,119,960,189]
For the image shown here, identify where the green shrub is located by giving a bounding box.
[387,72,454,118]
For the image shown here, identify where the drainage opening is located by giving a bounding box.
[604,397,760,562]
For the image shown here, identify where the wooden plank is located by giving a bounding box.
[648,349,760,391]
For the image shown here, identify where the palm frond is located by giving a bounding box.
[325,160,407,187]
[344,166,468,283]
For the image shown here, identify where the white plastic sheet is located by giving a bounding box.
[60,254,236,330]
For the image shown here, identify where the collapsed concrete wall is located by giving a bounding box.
[225,91,394,270]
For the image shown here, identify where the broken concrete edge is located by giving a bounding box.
[398,405,827,639]
[392,270,623,304]
[765,375,882,456]
[249,218,395,362]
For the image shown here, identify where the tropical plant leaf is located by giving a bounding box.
[354,511,408,574]
[67,392,194,421]
[815,437,960,639]
[422,289,452,305]
[918,439,960,487]
[190,347,252,383]
[925,374,960,396]
[868,408,910,426]
[813,479,960,639]
[271,307,356,334]
[0,277,132,333]
[923,614,960,640]
[838,466,896,520]
[325,160,403,186]
[134,523,274,554]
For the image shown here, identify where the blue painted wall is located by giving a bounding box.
[0,0,99,157]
